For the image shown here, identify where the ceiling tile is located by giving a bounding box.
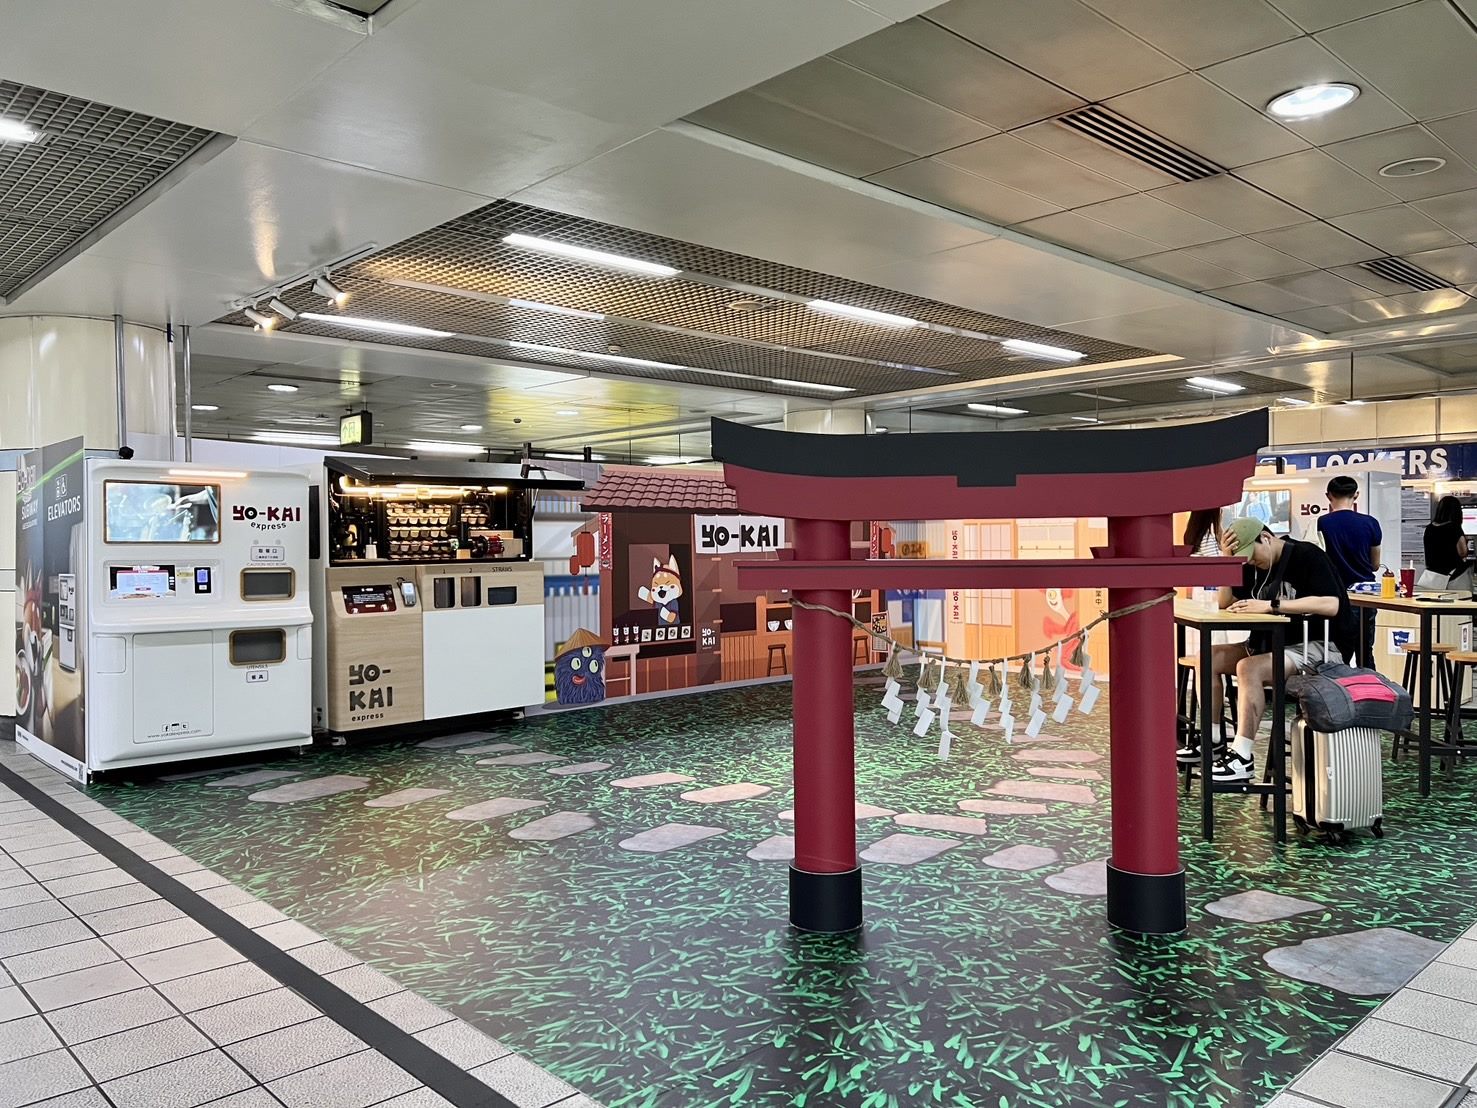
[1407,243,1477,285]
[1318,0,1477,121]
[936,134,1135,208]
[1265,268,1381,305]
[1429,111,1477,167]
[1327,262,1422,296]
[1267,0,1414,32]
[1010,119,1183,191]
[687,92,914,178]
[1150,176,1310,234]
[1409,188,1477,239]
[1249,220,1384,266]
[867,158,1063,226]
[926,0,1185,102]
[1013,211,1167,261]
[1235,149,1399,217]
[1188,236,1311,278]
[1082,0,1301,68]
[1127,249,1248,290]
[831,19,1085,130]
[1210,279,1330,314]
[753,56,995,157]
[1331,205,1465,254]
[1072,193,1236,248]
[1325,126,1477,201]
[1200,38,1413,145]
[1104,73,1309,168]
[1282,287,1473,330]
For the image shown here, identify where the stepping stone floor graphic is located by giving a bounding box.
[681,783,773,804]
[248,776,371,804]
[981,845,1060,872]
[986,780,1097,805]
[457,743,525,756]
[860,833,960,865]
[1012,749,1103,764]
[547,762,612,776]
[619,824,725,853]
[779,802,897,821]
[747,835,796,862]
[1045,859,1108,896]
[958,798,1050,816]
[417,733,492,750]
[1207,890,1326,923]
[476,752,565,767]
[1264,928,1446,995]
[205,770,303,789]
[611,773,695,789]
[894,813,991,836]
[1027,767,1104,781]
[364,788,450,809]
[162,764,262,782]
[509,812,596,841]
[445,798,545,822]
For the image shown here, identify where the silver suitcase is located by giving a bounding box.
[1291,719,1384,840]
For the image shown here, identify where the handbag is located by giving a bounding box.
[1417,568,1453,592]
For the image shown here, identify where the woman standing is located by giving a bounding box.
[1184,508,1224,559]
[1425,495,1469,578]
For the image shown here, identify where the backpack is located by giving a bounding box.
[1286,663,1413,734]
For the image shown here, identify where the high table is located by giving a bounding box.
[1174,601,1291,842]
[1349,593,1477,796]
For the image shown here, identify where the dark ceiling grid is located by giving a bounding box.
[0,79,217,300]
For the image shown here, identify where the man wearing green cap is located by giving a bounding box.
[1205,516,1357,782]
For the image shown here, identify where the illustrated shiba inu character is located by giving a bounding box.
[638,555,683,624]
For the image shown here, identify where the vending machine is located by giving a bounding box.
[308,456,582,737]
[14,456,313,780]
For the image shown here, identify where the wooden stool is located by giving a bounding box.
[767,643,788,676]
[854,636,869,666]
[1396,643,1456,759]
[1443,650,1477,752]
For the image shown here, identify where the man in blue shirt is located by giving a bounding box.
[1317,475,1382,665]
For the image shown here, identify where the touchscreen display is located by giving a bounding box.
[104,481,221,543]
[110,567,176,599]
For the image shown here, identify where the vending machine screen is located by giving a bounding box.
[109,566,177,599]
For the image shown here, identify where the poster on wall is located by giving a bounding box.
[15,438,87,781]
[612,542,695,654]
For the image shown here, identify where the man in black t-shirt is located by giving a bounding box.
[1209,516,1357,782]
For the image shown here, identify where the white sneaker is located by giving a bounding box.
[1211,750,1255,783]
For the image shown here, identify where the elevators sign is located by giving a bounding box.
[694,515,784,555]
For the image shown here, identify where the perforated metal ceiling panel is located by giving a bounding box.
[0,80,218,301]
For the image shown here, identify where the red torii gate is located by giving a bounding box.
[712,410,1267,934]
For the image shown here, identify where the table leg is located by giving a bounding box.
[1420,610,1433,797]
[1200,632,1214,842]
[1272,627,1286,844]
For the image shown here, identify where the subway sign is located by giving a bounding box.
[1260,442,1468,481]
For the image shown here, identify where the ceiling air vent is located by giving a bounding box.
[1053,106,1224,183]
[1358,256,1453,293]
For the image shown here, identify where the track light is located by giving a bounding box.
[243,306,276,330]
[267,297,298,322]
[313,275,348,306]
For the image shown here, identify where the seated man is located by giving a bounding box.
[1210,516,1358,783]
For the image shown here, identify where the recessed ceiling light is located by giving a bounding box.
[191,404,220,412]
[556,409,579,416]
[1266,83,1359,120]
[459,423,483,432]
[299,312,453,339]
[312,275,349,306]
[506,297,605,322]
[806,300,921,328]
[1278,396,1312,407]
[429,382,457,390]
[1379,157,1446,178]
[1070,415,1102,424]
[874,427,889,434]
[767,378,855,394]
[1001,339,1085,362]
[0,117,40,143]
[408,440,482,455]
[502,233,678,277]
[1185,376,1244,395]
[1344,399,1366,406]
[968,402,1028,416]
[267,383,299,393]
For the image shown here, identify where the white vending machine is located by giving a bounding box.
[15,458,313,779]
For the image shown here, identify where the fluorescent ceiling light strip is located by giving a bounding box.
[250,431,342,446]
[1278,397,1312,407]
[1070,415,1102,423]
[1185,376,1244,394]
[646,455,702,465]
[0,117,40,143]
[502,233,678,277]
[1070,391,1128,404]
[507,340,854,393]
[506,297,606,322]
[1002,339,1085,362]
[806,299,920,328]
[299,312,453,338]
[767,378,854,394]
[407,440,485,454]
[968,402,1027,416]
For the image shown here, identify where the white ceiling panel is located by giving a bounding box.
[1082,0,1301,68]
[1265,268,1392,306]
[1249,220,1385,267]
[1057,299,1302,360]
[1010,119,1183,192]
[935,134,1136,208]
[1410,189,1477,240]
[1200,37,1413,145]
[1013,211,1167,262]
[1235,149,1400,217]
[1150,176,1310,235]
[1104,74,1309,169]
[926,0,1185,102]
[1330,205,1466,255]
[686,93,916,178]
[1282,288,1474,331]
[1325,126,1477,201]
[1127,250,1247,291]
[829,18,1085,130]
[1186,237,1312,279]
[1267,0,1418,33]
[1429,111,1477,167]
[1408,244,1477,285]
[1317,0,1477,122]
[7,254,232,324]
[1210,279,1331,315]
[1071,194,1236,249]
[867,159,1063,225]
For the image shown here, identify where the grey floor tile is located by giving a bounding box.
[0,918,93,958]
[1291,1050,1457,1107]
[267,1049,419,1108]
[83,898,186,935]
[47,986,176,1044]
[2,939,118,985]
[127,841,182,863]
[2,881,56,906]
[102,1048,255,1108]
[0,1047,92,1108]
[150,855,207,877]
[0,897,72,933]
[470,1054,580,1108]
[1437,937,1477,971]
[72,1014,214,1082]
[413,1019,512,1069]
[287,942,356,975]
[173,869,233,891]
[60,882,156,915]
[197,885,260,911]
[26,959,148,1011]
[106,917,213,959]
[0,984,36,1022]
[1378,988,1477,1043]
[201,1090,286,1108]
[21,1087,113,1107]
[225,1015,366,1083]
[1408,961,1477,1005]
[252,921,320,951]
[0,869,39,891]
[224,902,289,929]
[365,989,454,1034]
[548,1097,603,1108]
[324,963,401,1002]
[374,1091,453,1108]
[190,988,320,1046]
[158,961,279,1013]
[10,841,97,867]
[44,868,139,899]
[0,1012,62,1063]
[130,938,247,984]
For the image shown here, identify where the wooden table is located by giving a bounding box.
[1350,593,1477,795]
[1174,601,1291,842]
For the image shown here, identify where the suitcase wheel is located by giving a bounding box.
[1372,818,1383,839]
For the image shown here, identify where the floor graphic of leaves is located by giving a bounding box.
[86,683,1477,1107]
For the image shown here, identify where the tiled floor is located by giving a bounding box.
[0,744,603,1108]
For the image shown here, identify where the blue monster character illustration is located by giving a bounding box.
[554,628,607,705]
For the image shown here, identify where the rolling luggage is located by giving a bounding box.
[1290,719,1384,841]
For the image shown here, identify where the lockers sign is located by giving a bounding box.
[694,515,785,555]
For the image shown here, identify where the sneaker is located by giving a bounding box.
[1177,741,1225,763]
[1211,750,1255,783]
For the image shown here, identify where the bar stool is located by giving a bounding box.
[1395,643,1456,759]
[1442,650,1477,753]
[767,643,788,676]
[853,636,869,666]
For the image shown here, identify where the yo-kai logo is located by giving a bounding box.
[231,504,303,532]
